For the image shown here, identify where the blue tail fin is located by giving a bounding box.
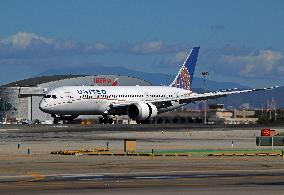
[170,46,200,90]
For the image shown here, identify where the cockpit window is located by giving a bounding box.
[44,95,57,99]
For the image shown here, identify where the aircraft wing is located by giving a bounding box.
[109,86,278,112]
[150,86,278,108]
[179,86,277,103]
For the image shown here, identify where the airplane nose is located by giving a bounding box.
[39,99,48,112]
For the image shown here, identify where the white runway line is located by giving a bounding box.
[0,129,19,131]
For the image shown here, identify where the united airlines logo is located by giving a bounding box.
[77,89,107,95]
[172,65,191,90]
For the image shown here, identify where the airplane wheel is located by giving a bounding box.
[137,120,150,124]
[108,118,113,124]
[53,118,59,124]
[99,117,113,124]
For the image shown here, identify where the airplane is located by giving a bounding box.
[39,47,277,124]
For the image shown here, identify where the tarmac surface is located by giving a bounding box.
[1,124,284,194]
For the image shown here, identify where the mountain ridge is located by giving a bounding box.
[39,65,249,90]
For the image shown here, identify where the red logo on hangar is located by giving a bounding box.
[94,77,118,86]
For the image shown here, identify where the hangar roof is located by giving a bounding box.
[1,75,152,87]
[1,75,86,87]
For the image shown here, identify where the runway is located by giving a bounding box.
[1,123,284,133]
[1,168,284,194]
[0,124,284,194]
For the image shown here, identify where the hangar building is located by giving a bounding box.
[0,75,151,123]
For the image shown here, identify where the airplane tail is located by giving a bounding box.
[170,46,200,90]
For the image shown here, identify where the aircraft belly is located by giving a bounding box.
[53,100,107,115]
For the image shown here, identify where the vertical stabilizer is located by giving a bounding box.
[170,46,200,90]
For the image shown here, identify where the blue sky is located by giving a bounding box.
[0,0,284,87]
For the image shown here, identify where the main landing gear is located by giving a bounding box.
[136,120,150,124]
[51,114,79,124]
[99,115,113,124]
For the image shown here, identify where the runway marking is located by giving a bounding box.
[28,172,45,181]
[176,183,208,187]
[59,174,104,178]
[134,176,179,179]
[1,168,283,182]
[79,178,104,181]
[0,129,19,131]
[94,168,284,176]
[53,125,69,128]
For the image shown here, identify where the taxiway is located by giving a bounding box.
[0,124,284,194]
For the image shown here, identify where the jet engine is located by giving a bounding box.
[127,102,158,120]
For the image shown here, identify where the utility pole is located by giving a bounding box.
[202,71,209,124]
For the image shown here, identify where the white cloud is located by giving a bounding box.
[0,32,53,48]
[0,32,194,60]
[119,41,193,55]
[0,32,110,58]
[131,41,164,53]
[84,42,110,53]
[161,51,188,67]
[219,49,283,78]
[1,33,283,83]
[120,41,164,54]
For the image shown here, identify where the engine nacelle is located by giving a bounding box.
[127,102,158,120]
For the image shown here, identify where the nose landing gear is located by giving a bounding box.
[51,114,59,124]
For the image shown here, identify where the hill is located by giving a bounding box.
[39,65,248,90]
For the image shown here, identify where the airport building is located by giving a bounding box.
[151,104,259,125]
[0,75,151,123]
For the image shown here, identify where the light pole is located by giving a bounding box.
[202,71,209,124]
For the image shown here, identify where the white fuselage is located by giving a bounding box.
[39,86,193,115]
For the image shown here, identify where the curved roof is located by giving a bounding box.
[1,75,87,87]
[1,74,152,87]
